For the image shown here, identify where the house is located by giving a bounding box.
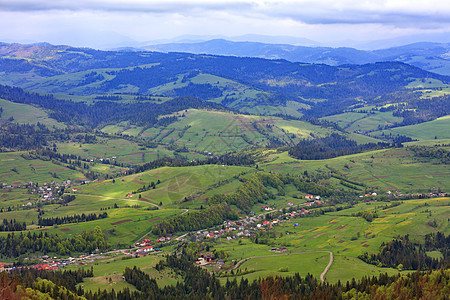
[143,246,153,252]
[305,194,314,200]
[135,249,147,257]
[288,202,293,206]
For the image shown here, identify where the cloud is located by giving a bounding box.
[0,0,253,13]
[1,0,449,48]
[1,0,449,27]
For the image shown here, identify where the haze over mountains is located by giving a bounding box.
[142,39,450,76]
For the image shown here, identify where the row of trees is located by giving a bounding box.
[37,212,108,226]
[409,146,450,164]
[0,84,226,128]
[0,227,107,258]
[288,133,389,160]
[152,203,238,236]
[0,219,26,232]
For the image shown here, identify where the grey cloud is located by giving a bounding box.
[1,0,449,29]
[0,0,254,13]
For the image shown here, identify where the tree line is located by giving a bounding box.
[152,203,238,236]
[37,212,108,226]
[288,133,389,160]
[0,84,227,128]
[359,232,449,270]
[0,219,26,232]
[0,226,107,258]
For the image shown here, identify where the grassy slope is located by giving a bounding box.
[214,197,448,284]
[260,148,450,193]
[374,115,450,140]
[0,152,85,185]
[137,109,379,155]
[77,164,250,207]
[0,98,65,128]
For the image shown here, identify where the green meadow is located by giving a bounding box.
[0,152,85,185]
[260,148,450,193]
[76,164,251,207]
[137,109,376,155]
[374,115,450,140]
[323,110,402,133]
[0,98,65,128]
[213,197,448,283]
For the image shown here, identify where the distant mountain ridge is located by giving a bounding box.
[143,39,450,76]
[0,41,449,120]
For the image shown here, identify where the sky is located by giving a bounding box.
[1,0,450,49]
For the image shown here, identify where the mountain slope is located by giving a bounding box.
[144,40,450,76]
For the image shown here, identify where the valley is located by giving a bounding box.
[0,42,448,299]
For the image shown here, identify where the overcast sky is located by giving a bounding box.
[1,0,449,49]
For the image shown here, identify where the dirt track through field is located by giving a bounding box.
[231,250,333,283]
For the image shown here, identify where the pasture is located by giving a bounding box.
[0,152,85,185]
[0,98,65,128]
[260,149,450,193]
[374,114,450,140]
[213,197,448,283]
[76,165,251,207]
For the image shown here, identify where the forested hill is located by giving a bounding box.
[0,42,449,118]
[0,85,226,128]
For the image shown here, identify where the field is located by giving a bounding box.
[323,110,403,133]
[66,254,169,292]
[0,151,85,185]
[259,148,450,193]
[76,164,251,208]
[0,98,65,128]
[136,109,378,155]
[373,115,450,140]
[212,197,448,284]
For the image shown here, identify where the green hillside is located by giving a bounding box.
[0,98,65,128]
[374,115,450,140]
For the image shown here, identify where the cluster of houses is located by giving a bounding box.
[0,253,105,272]
[25,181,73,207]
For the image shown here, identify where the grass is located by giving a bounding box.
[374,115,450,140]
[326,255,406,283]
[213,197,448,283]
[323,110,402,133]
[138,109,376,155]
[0,98,65,128]
[260,148,450,193]
[68,254,163,292]
[221,252,330,284]
[0,151,85,185]
[76,165,251,207]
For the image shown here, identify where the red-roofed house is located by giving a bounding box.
[143,246,154,252]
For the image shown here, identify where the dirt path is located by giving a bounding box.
[320,251,333,283]
[68,192,160,208]
[231,251,333,283]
